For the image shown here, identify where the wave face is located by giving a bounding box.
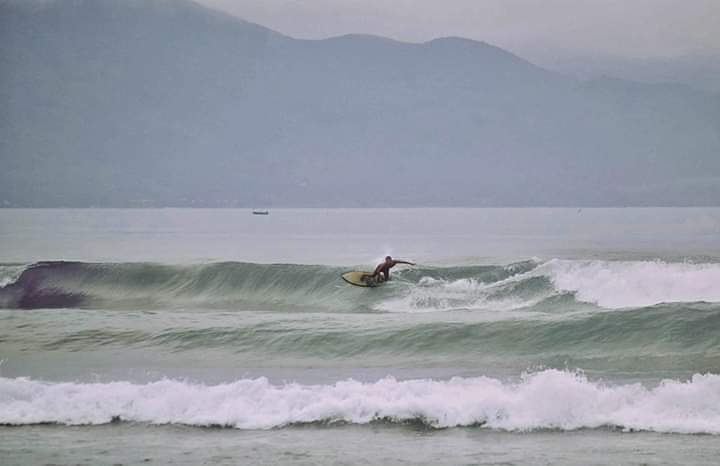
[2,370,719,433]
[2,259,720,312]
[11,302,716,375]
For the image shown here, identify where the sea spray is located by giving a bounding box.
[3,370,720,433]
[542,259,720,308]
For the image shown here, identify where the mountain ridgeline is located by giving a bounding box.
[2,0,719,207]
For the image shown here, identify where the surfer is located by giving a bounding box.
[371,256,415,282]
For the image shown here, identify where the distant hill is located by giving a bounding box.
[545,55,720,95]
[2,0,719,207]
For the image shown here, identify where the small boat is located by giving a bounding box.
[252,209,269,215]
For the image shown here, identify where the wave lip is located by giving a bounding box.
[0,264,28,288]
[544,259,720,308]
[2,370,720,433]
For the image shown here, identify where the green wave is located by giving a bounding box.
[21,302,720,374]
[0,260,540,311]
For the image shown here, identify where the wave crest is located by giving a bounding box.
[2,370,720,433]
[543,259,720,308]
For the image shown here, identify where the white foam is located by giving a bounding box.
[543,259,720,309]
[375,272,551,313]
[374,259,720,312]
[0,264,27,288]
[2,370,720,433]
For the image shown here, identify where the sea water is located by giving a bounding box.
[1,208,720,465]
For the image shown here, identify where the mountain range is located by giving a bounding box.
[2,0,719,207]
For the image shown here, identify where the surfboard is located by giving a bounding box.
[341,271,384,287]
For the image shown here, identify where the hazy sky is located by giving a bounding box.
[200,0,720,59]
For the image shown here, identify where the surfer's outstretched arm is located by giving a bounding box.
[393,260,416,266]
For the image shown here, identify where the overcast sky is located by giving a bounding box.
[199,0,720,60]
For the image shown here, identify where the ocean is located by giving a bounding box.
[1,208,720,465]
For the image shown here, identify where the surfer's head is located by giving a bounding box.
[385,256,392,262]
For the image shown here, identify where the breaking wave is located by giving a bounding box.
[2,259,720,311]
[542,259,720,308]
[2,370,719,433]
